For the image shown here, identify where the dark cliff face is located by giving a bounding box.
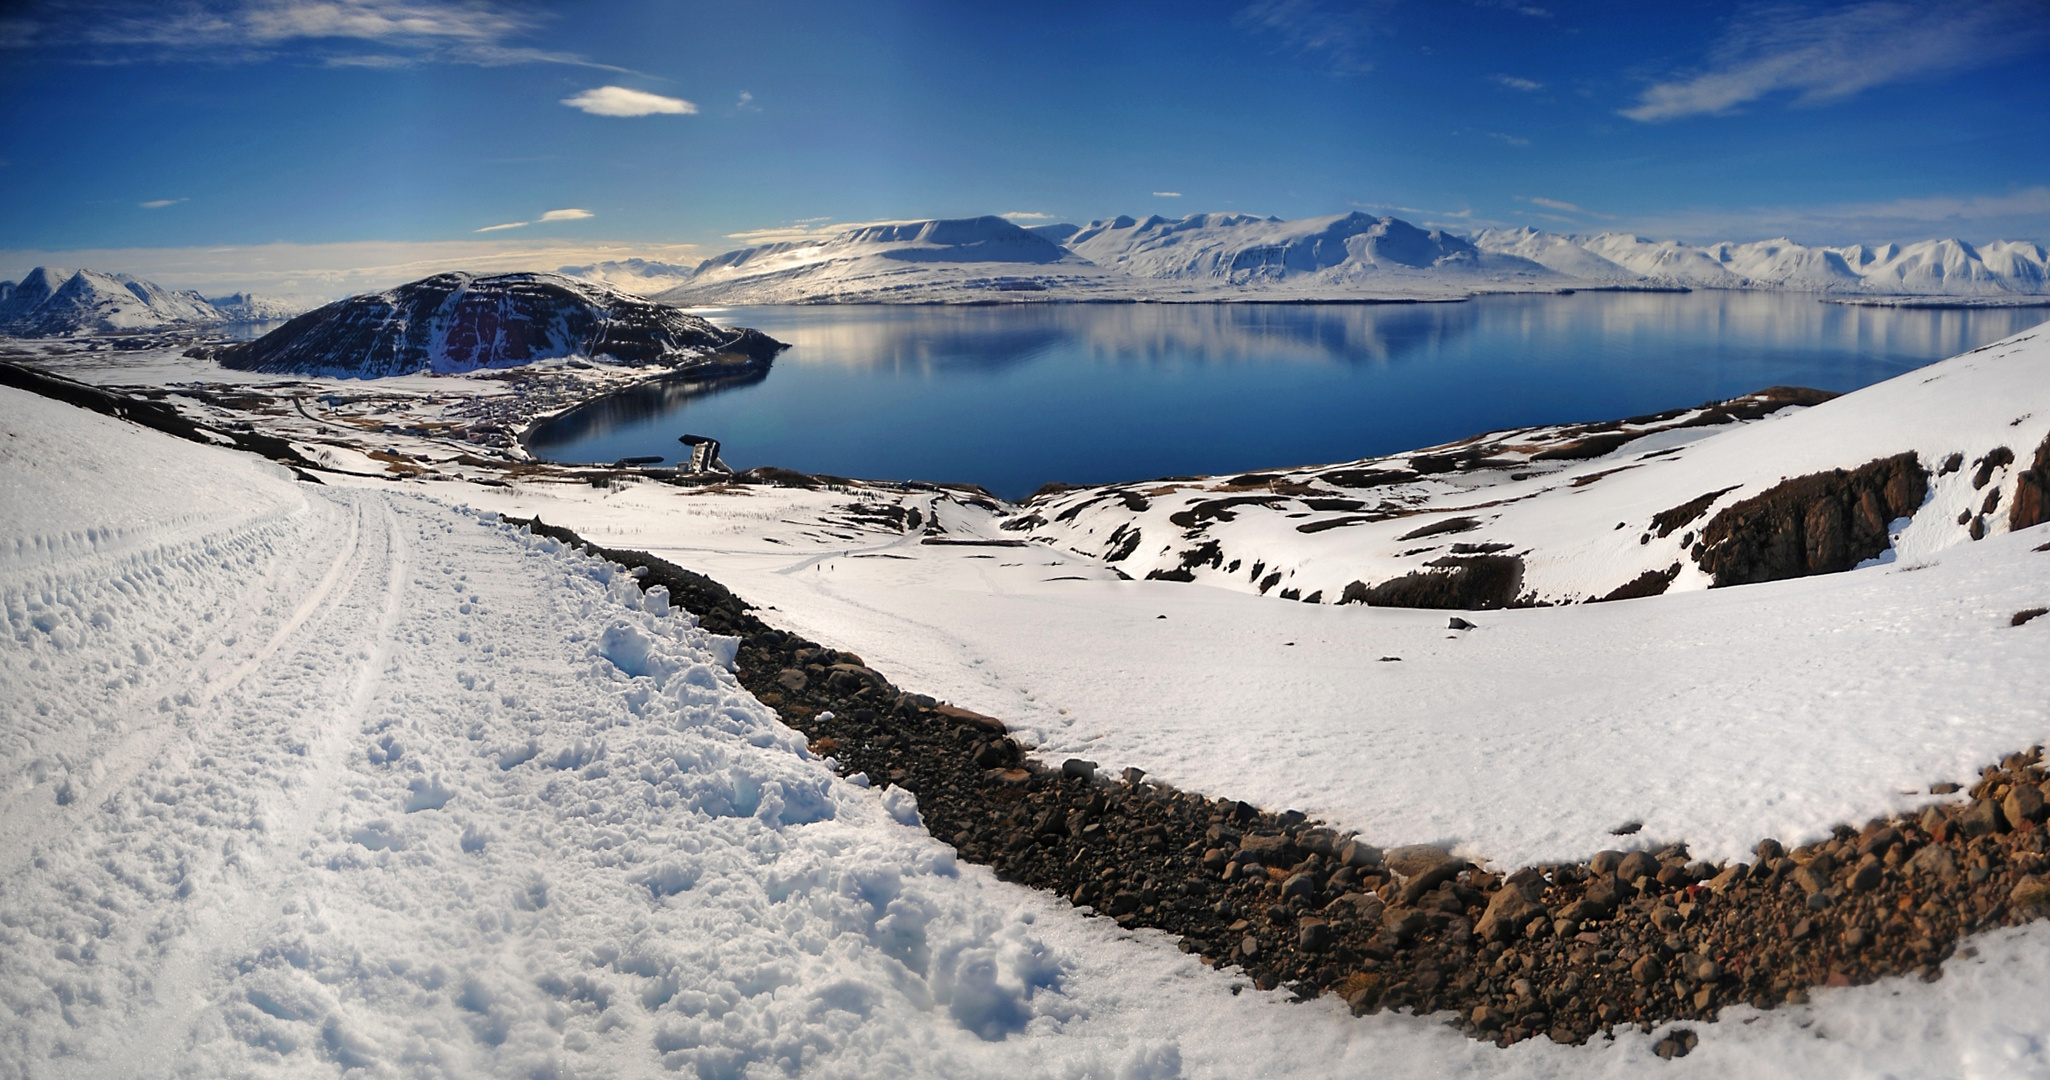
[214,272,781,378]
[1692,453,1928,587]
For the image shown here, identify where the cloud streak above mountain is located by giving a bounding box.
[1622,1,2047,122]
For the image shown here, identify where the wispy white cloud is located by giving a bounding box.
[1492,74,1542,92]
[138,197,187,209]
[1513,195,1618,221]
[561,85,695,117]
[0,238,707,297]
[1000,211,1055,220]
[1233,0,1386,75]
[1351,201,1502,227]
[1152,191,1182,198]
[1474,0,1552,16]
[721,219,916,245]
[476,208,593,232]
[1621,1,2047,122]
[1484,131,1530,147]
[2,0,638,72]
[734,90,760,113]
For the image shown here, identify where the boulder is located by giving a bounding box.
[1616,851,1659,883]
[1338,839,1384,869]
[1237,833,1301,868]
[1958,798,2007,837]
[1384,844,1455,878]
[1475,884,1544,942]
[2005,782,2046,825]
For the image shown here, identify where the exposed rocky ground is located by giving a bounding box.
[514,514,2050,1055]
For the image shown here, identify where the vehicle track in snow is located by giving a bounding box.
[0,495,356,876]
[95,494,410,1074]
[0,493,412,1073]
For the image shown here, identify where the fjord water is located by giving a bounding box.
[526,293,2047,501]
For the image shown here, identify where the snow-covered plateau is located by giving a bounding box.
[631,213,2050,306]
[2,318,2049,1076]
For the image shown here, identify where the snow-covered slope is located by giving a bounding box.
[1468,227,1641,282]
[215,271,781,378]
[656,216,1140,305]
[1007,324,2050,608]
[0,266,227,336]
[116,273,221,323]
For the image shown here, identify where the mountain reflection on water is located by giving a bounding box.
[526,367,769,453]
[525,294,2047,500]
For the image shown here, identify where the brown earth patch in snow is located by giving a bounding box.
[1338,554,1525,611]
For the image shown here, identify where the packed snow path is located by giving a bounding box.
[6,384,2050,1077]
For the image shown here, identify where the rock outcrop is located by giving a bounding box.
[2010,433,2050,533]
[1692,453,1927,587]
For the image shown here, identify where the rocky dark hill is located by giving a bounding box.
[213,272,782,378]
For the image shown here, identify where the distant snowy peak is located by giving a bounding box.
[206,292,325,322]
[215,271,781,378]
[1065,211,1557,285]
[1481,230,2050,295]
[556,258,699,297]
[0,266,228,336]
[117,274,220,323]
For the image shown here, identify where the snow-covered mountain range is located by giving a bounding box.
[1480,228,2050,295]
[213,271,781,378]
[0,266,319,336]
[633,213,2050,305]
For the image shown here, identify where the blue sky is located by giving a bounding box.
[2,0,2047,292]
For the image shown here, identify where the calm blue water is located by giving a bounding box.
[525,294,2048,501]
